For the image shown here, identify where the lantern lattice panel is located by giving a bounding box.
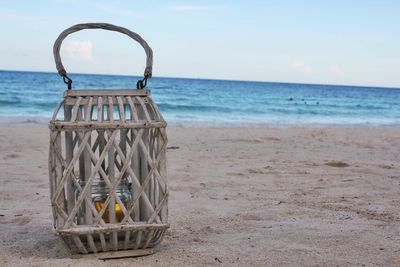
[48,90,169,254]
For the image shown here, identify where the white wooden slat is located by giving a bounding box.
[85,97,93,122]
[64,105,75,216]
[71,97,83,122]
[107,129,118,251]
[72,235,88,254]
[54,131,65,229]
[97,96,103,123]
[135,96,152,122]
[126,96,139,122]
[134,231,142,249]
[100,233,108,252]
[143,230,155,249]
[117,96,126,122]
[108,96,114,122]
[131,129,141,222]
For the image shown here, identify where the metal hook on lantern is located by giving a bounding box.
[136,75,148,89]
[63,75,72,90]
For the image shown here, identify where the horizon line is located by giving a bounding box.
[1,68,399,90]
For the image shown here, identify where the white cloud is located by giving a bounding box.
[64,41,93,61]
[329,64,345,78]
[291,60,313,74]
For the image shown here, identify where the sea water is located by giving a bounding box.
[0,70,399,126]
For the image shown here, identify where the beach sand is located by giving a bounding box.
[0,125,399,266]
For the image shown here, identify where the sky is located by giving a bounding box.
[0,0,399,88]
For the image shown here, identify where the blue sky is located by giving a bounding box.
[0,0,399,87]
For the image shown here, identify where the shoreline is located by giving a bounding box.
[1,125,399,266]
[1,117,400,129]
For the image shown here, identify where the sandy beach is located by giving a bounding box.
[0,125,399,266]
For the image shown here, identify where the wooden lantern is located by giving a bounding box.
[48,23,169,256]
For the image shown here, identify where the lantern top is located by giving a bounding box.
[63,89,150,97]
[49,89,166,130]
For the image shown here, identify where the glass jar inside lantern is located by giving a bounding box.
[92,178,132,223]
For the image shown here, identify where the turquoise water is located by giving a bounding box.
[0,70,400,126]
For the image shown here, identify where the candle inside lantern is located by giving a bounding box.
[92,178,132,223]
[94,201,126,223]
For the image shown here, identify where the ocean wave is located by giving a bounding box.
[158,103,233,113]
[31,101,59,109]
[0,98,21,105]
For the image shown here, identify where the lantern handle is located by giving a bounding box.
[53,23,153,89]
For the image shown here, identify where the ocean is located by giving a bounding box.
[0,70,399,126]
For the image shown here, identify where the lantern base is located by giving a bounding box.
[58,223,169,254]
[71,248,154,260]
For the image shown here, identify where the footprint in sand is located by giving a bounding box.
[222,138,264,144]
[261,137,280,142]
[247,168,266,174]
[325,161,350,167]
[378,164,394,169]
[240,213,263,221]
[12,216,31,225]
[4,153,21,159]
[341,179,354,182]
[304,162,319,167]
[226,172,245,176]
[1,215,31,226]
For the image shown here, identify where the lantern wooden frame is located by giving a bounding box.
[48,23,169,255]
